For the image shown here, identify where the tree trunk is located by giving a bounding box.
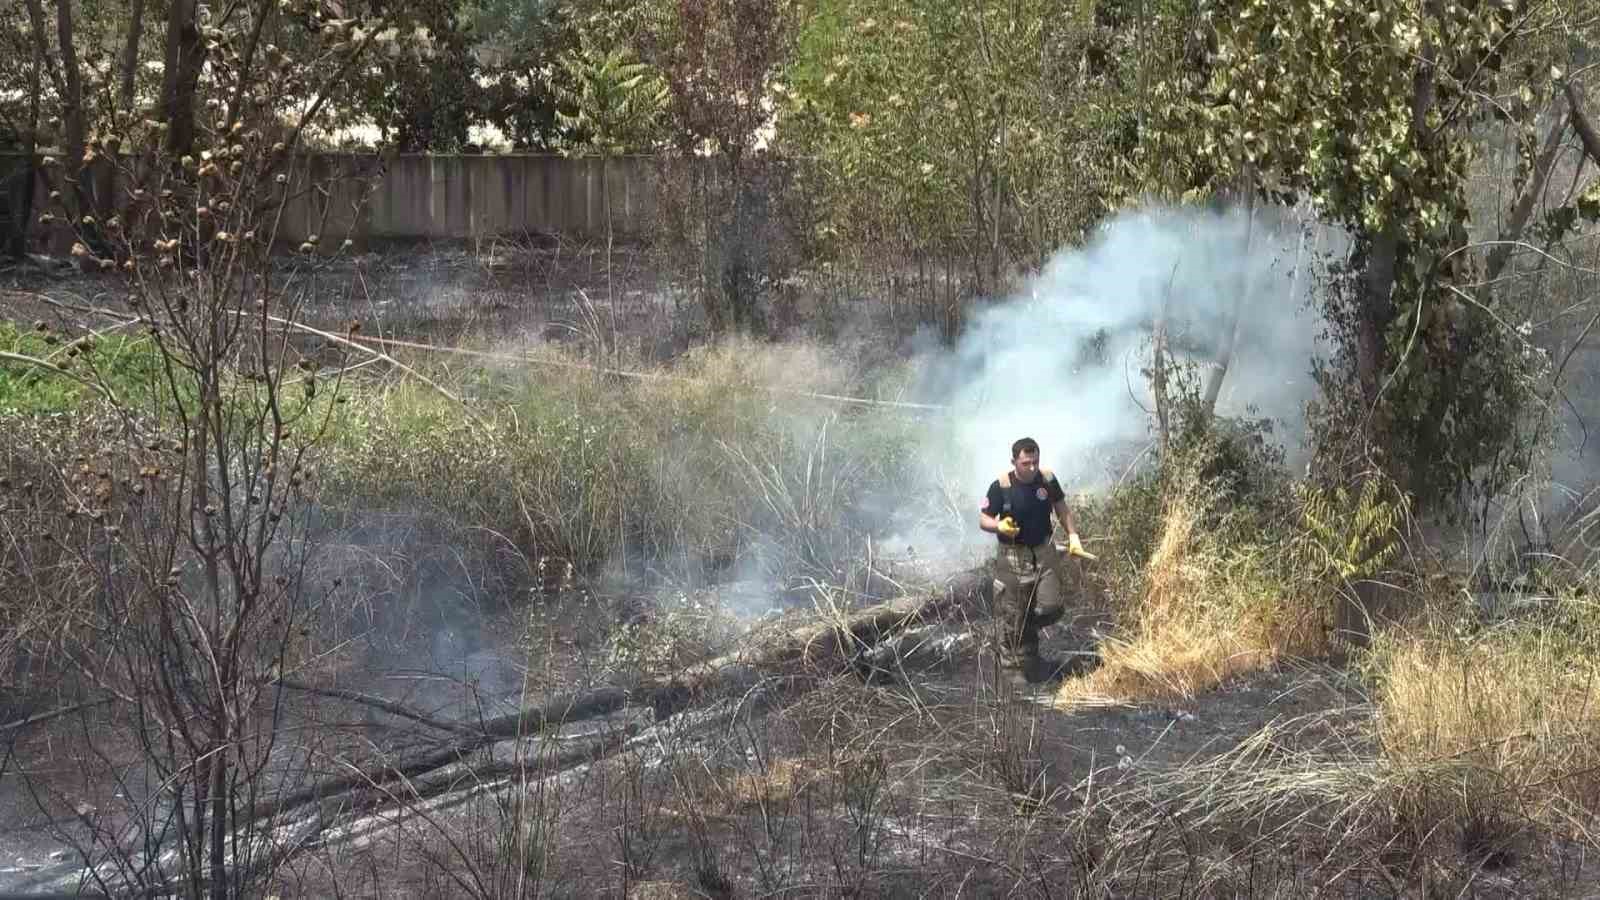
[9,40,43,259]
[1151,273,1173,456]
[208,742,228,900]
[1201,164,1257,418]
[1352,37,1436,413]
[1356,228,1400,408]
[160,0,206,159]
[1486,105,1569,283]
[1568,81,1600,163]
[52,0,86,239]
[106,0,148,226]
[23,0,77,254]
[991,100,1005,289]
[119,0,146,112]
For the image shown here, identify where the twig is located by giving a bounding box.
[0,698,116,734]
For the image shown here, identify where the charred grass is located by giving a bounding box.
[268,652,1600,898]
[8,318,1600,896]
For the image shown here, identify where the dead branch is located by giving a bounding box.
[0,698,115,734]
[272,679,489,738]
[1487,104,1570,282]
[1565,80,1600,166]
[1201,164,1256,418]
[1151,263,1178,455]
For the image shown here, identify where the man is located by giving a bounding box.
[978,437,1090,687]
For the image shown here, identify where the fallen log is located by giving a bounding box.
[304,694,761,855]
[252,566,990,828]
[13,569,990,897]
[651,566,991,711]
[245,687,637,828]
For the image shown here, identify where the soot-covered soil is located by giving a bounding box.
[7,575,1600,898]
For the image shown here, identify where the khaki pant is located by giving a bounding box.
[990,541,1065,670]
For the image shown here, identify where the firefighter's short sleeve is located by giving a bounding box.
[1046,474,1066,503]
[981,481,1004,515]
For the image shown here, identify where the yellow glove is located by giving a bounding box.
[996,516,1020,538]
[1067,532,1097,560]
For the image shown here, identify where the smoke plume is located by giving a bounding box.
[906,202,1337,552]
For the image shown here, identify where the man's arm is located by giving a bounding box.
[1053,495,1095,557]
[1052,498,1078,536]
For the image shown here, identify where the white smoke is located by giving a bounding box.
[906,202,1341,552]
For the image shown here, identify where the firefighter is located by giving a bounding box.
[978,437,1092,688]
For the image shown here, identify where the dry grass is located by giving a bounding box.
[624,882,701,900]
[708,756,839,814]
[1369,610,1600,838]
[1057,494,1328,707]
[1061,624,1278,706]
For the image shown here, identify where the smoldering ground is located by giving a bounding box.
[557,202,1345,613]
[275,202,1339,628]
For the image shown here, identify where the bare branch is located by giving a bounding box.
[0,350,123,404]
[1486,107,1569,282]
[1564,79,1600,165]
[0,698,115,734]
[273,679,487,738]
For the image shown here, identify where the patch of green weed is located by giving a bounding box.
[0,322,166,414]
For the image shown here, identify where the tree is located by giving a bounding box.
[1170,0,1600,515]
[474,0,657,151]
[774,0,1181,338]
[352,0,481,151]
[0,1,43,258]
[4,1,411,894]
[554,43,668,357]
[643,0,797,334]
[475,0,581,150]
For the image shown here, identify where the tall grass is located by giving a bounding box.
[1058,498,1324,705]
[1366,594,1600,848]
[1058,431,1357,706]
[311,337,930,591]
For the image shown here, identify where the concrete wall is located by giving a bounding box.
[0,152,663,249]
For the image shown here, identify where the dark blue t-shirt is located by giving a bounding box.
[984,472,1065,546]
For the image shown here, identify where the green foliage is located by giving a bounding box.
[0,322,165,415]
[776,0,1134,277]
[1079,400,1293,592]
[348,0,481,151]
[474,0,580,150]
[1162,0,1565,512]
[554,44,669,154]
[1296,478,1404,582]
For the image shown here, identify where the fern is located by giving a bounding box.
[1296,478,1404,581]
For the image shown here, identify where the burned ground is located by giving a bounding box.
[6,244,1600,899]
